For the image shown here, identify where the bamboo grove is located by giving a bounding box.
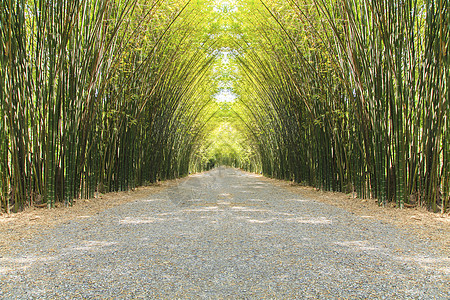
[230,0,448,212]
[1,0,448,214]
[0,0,220,212]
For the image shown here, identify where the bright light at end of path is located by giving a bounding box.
[214,89,237,103]
[213,0,237,12]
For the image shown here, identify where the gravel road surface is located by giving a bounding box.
[1,167,449,299]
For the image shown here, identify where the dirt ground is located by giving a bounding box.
[1,173,449,255]
[0,179,180,255]
[260,176,449,254]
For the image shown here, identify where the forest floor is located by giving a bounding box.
[0,179,179,254]
[1,167,449,298]
[262,176,450,253]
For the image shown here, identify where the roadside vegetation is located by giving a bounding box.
[226,0,448,212]
[1,0,219,212]
[1,0,448,213]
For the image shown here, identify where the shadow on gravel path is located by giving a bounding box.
[1,167,449,299]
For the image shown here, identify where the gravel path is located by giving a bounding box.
[1,167,449,299]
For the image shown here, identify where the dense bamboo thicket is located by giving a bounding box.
[0,0,448,214]
[230,0,448,212]
[0,0,218,212]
